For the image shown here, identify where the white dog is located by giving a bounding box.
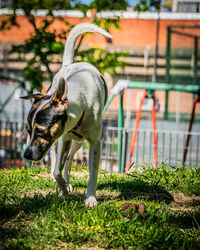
[22,23,112,207]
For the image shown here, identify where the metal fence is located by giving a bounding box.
[0,122,27,169]
[75,127,200,172]
[126,128,200,169]
[72,126,200,171]
[0,122,200,171]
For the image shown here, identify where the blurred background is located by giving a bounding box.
[0,0,200,170]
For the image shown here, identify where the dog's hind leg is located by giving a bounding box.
[53,137,72,196]
[85,139,101,208]
[50,143,57,182]
[63,140,83,193]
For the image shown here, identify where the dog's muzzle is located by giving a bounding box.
[24,144,50,161]
[24,147,43,161]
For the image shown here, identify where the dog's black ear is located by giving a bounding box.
[52,77,68,104]
[20,93,44,101]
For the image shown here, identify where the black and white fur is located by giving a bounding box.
[23,23,112,207]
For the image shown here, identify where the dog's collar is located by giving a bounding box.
[69,112,85,138]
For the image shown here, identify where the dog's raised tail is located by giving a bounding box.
[62,23,112,67]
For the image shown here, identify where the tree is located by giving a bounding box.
[134,0,161,12]
[89,0,128,11]
[0,0,129,92]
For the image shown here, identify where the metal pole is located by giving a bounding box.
[126,88,132,128]
[117,91,124,172]
[164,26,171,120]
[193,36,198,85]
[183,95,199,164]
[102,94,115,114]
[152,10,160,83]
[152,96,157,166]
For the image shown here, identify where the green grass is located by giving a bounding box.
[0,163,200,249]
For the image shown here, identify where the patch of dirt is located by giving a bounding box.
[53,242,105,250]
[35,170,89,179]
[73,171,89,178]
[96,190,121,200]
[20,189,53,199]
[170,192,200,211]
[79,246,105,250]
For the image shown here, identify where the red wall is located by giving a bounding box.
[1,15,200,48]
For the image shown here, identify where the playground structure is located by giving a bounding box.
[0,74,29,123]
[103,80,200,172]
[165,25,200,120]
[102,24,200,172]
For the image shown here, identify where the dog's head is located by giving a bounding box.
[22,77,68,161]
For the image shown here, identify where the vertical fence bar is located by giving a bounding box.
[0,122,3,169]
[152,96,157,166]
[162,131,164,160]
[18,123,22,168]
[189,133,192,166]
[142,129,145,162]
[122,129,128,172]
[169,133,172,165]
[148,131,151,163]
[9,122,12,168]
[104,128,109,171]
[12,122,16,168]
[196,134,199,166]
[110,129,114,172]
[15,122,18,167]
[2,122,5,168]
[135,130,139,163]
[175,132,178,165]
[0,122,1,148]
[117,92,124,172]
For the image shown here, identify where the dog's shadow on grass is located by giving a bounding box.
[96,178,174,204]
[0,192,85,222]
[0,176,173,225]
[0,192,85,244]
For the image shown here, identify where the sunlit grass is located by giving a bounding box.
[0,163,200,249]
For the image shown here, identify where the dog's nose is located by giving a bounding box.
[24,149,33,160]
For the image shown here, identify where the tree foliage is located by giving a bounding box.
[0,0,130,92]
[89,0,128,11]
[135,0,161,12]
[76,48,128,75]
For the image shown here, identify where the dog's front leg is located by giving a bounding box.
[63,141,83,193]
[53,137,72,196]
[85,139,101,207]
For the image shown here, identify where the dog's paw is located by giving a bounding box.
[57,185,73,196]
[51,175,56,183]
[85,196,98,208]
[57,187,68,197]
[66,184,73,193]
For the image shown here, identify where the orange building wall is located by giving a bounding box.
[1,15,200,48]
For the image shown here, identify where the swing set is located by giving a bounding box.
[103,80,200,172]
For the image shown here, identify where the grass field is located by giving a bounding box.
[0,163,200,249]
